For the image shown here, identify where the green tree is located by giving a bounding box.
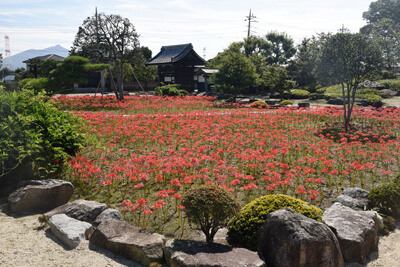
[50,56,109,94]
[39,59,59,78]
[213,51,258,101]
[71,13,140,100]
[292,37,319,86]
[0,67,12,79]
[263,31,296,65]
[316,32,383,131]
[361,0,400,33]
[181,184,240,243]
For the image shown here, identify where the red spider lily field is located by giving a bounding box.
[52,95,400,238]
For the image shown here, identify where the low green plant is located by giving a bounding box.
[250,100,269,109]
[154,83,188,96]
[382,216,396,235]
[227,194,323,250]
[0,88,85,189]
[291,89,310,99]
[280,100,294,106]
[182,184,241,242]
[380,79,400,91]
[368,174,400,219]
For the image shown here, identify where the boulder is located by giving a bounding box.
[322,202,379,264]
[380,89,398,97]
[90,219,165,266]
[258,208,343,267]
[45,199,108,224]
[92,208,122,226]
[8,180,73,214]
[49,214,92,249]
[335,187,369,210]
[164,239,265,267]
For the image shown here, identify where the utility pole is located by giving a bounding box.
[245,9,257,38]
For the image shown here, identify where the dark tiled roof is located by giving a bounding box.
[146,43,205,65]
[23,54,65,63]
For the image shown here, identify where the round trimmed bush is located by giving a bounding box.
[280,100,294,106]
[227,194,323,250]
[250,100,269,109]
[182,184,240,242]
[291,89,310,99]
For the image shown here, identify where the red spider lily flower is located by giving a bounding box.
[157,190,169,198]
[178,205,185,210]
[142,209,153,216]
[230,179,241,186]
[296,186,307,195]
[172,193,182,199]
[170,178,182,187]
[243,182,258,191]
[102,180,112,186]
[133,183,144,190]
[136,198,147,207]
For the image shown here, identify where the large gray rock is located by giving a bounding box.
[8,180,73,214]
[164,239,265,267]
[258,208,343,267]
[49,214,92,249]
[323,202,379,264]
[92,208,122,226]
[90,219,165,266]
[336,187,369,210]
[45,199,108,224]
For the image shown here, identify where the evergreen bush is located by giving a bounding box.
[227,194,323,250]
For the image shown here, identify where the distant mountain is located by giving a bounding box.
[1,45,69,70]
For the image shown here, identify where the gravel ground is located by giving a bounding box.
[1,201,400,267]
[0,202,144,267]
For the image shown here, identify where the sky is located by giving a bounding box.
[0,0,373,60]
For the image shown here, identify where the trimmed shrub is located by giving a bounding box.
[182,184,241,242]
[291,89,310,99]
[250,100,269,109]
[227,194,323,250]
[368,174,400,219]
[280,100,294,106]
[154,83,188,96]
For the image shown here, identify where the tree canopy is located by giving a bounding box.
[316,32,383,130]
[71,13,140,100]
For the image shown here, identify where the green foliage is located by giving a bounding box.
[321,84,383,104]
[0,88,85,182]
[227,194,323,250]
[19,78,51,94]
[316,32,383,130]
[154,83,188,96]
[280,100,294,106]
[291,89,310,99]
[382,216,396,235]
[182,184,241,242]
[368,174,400,219]
[380,79,400,91]
[250,101,269,109]
[213,50,259,101]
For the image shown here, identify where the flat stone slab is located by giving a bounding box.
[45,199,108,224]
[336,187,369,210]
[323,202,379,264]
[90,219,165,266]
[164,239,265,267]
[8,180,73,214]
[49,214,92,249]
[93,208,122,226]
